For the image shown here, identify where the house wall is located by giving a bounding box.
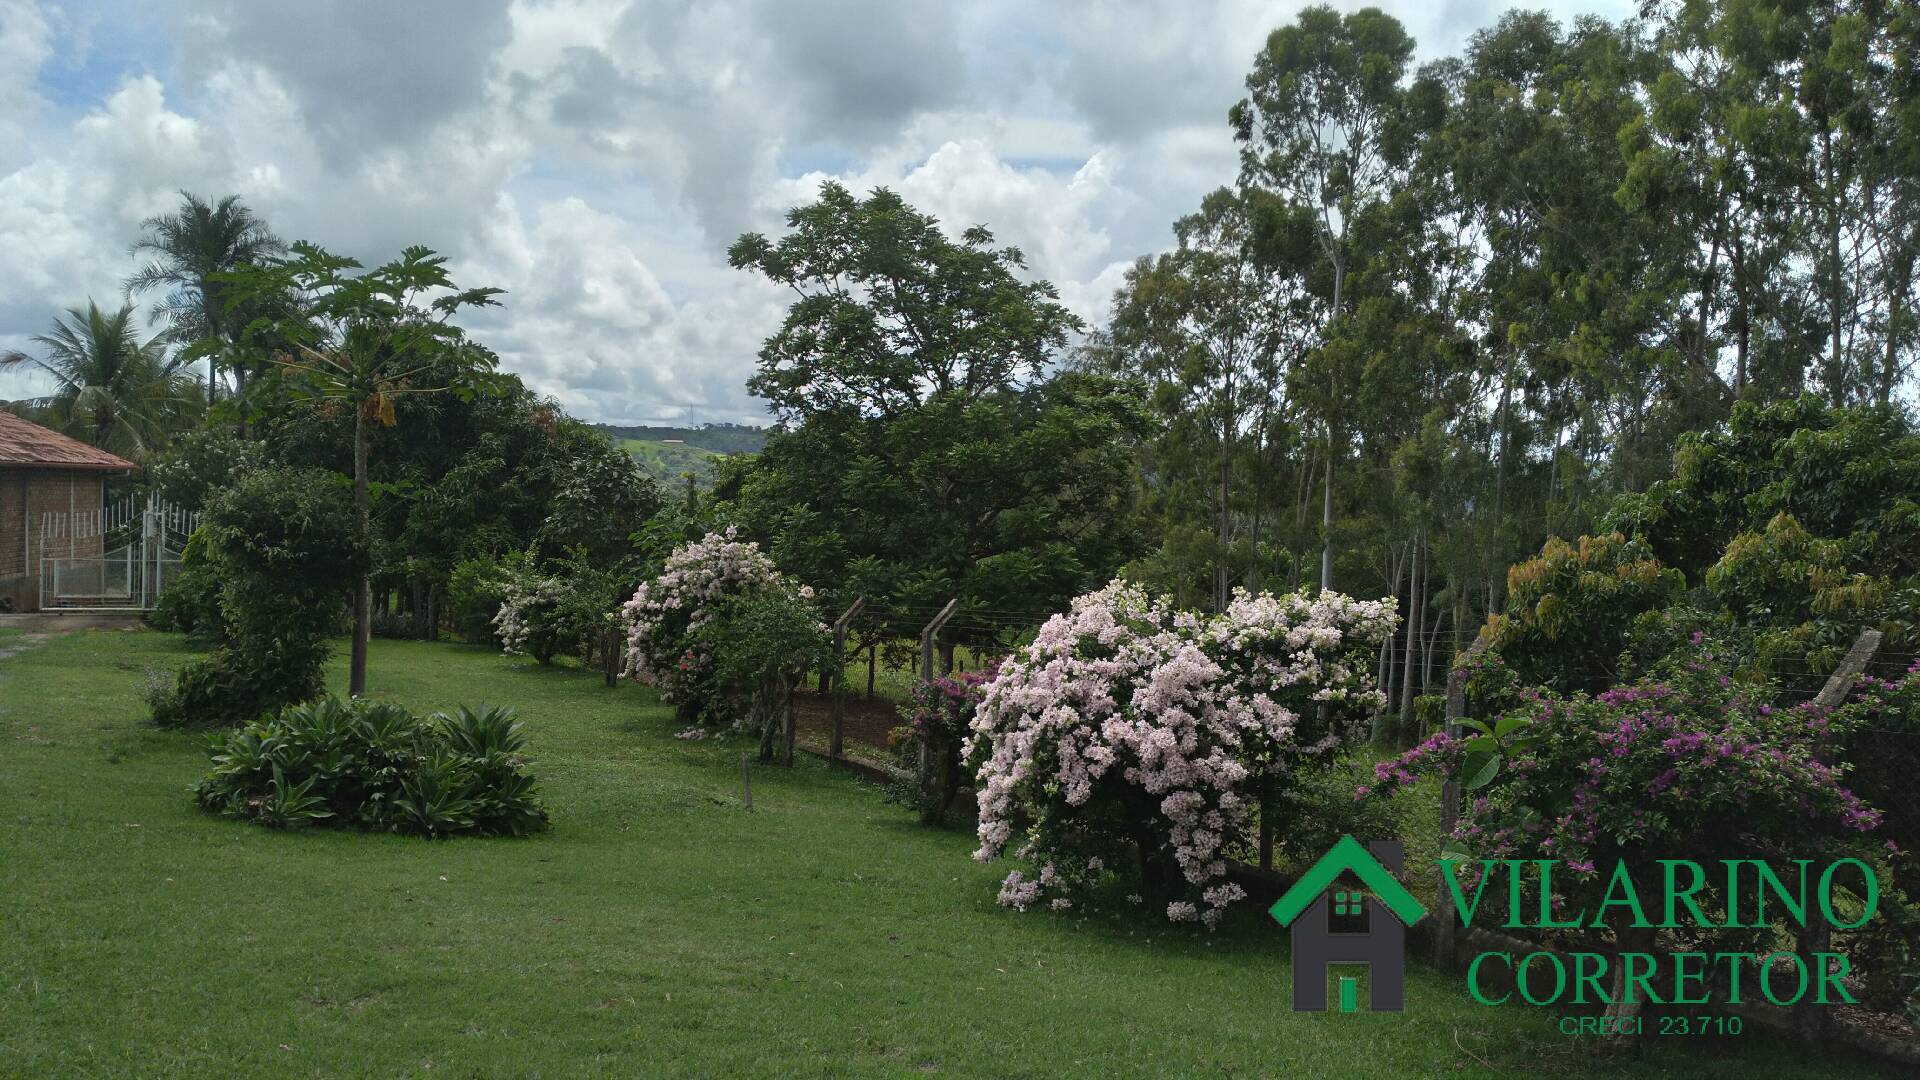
[0,469,108,611]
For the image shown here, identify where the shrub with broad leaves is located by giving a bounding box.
[966,579,1397,926]
[148,466,360,728]
[195,697,548,838]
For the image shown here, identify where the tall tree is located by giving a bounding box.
[1104,187,1316,609]
[125,191,286,409]
[0,301,199,456]
[221,243,502,696]
[728,183,1148,646]
[1232,4,1424,590]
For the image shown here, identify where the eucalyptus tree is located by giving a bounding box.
[125,192,285,408]
[1105,187,1317,609]
[1231,4,1426,590]
[0,301,200,457]
[221,243,503,696]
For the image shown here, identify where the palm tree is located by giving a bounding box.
[125,191,285,408]
[0,302,201,457]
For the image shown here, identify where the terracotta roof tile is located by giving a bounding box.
[0,412,137,471]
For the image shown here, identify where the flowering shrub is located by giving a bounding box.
[491,556,631,667]
[619,529,813,723]
[1833,663,1920,1015]
[893,665,998,825]
[1364,635,1885,941]
[494,572,571,664]
[966,580,1397,926]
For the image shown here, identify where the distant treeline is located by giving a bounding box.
[591,423,767,454]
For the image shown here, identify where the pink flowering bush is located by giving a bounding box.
[966,579,1397,926]
[619,529,814,722]
[893,664,999,825]
[1363,634,1886,945]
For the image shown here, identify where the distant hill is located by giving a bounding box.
[592,423,768,454]
[594,423,768,486]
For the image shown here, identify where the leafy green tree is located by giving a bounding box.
[0,301,200,456]
[125,191,286,408]
[148,466,362,727]
[1103,187,1316,609]
[221,243,503,696]
[729,183,1149,650]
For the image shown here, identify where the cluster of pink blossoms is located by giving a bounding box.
[966,579,1397,926]
[618,529,808,704]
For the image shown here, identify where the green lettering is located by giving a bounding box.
[1572,951,1611,1005]
[1671,951,1710,1005]
[1592,862,1651,929]
[1467,951,1512,1005]
[1660,860,1713,929]
[1814,953,1855,1004]
[1504,859,1529,928]
[1622,952,1663,1004]
[1536,860,1584,928]
[1759,951,1807,1006]
[1753,861,1810,927]
[1819,858,1879,930]
[1517,952,1565,1005]
[1718,952,1755,1005]
[1440,859,1498,926]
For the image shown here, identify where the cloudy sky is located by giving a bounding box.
[0,0,1632,425]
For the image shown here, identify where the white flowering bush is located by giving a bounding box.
[493,572,571,664]
[619,528,814,720]
[965,579,1397,926]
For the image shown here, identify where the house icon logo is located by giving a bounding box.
[1269,835,1428,1012]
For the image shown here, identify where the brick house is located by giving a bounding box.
[0,412,136,612]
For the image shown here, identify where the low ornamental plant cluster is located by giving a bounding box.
[195,697,549,838]
[1361,639,1891,942]
[965,579,1398,926]
[619,529,813,720]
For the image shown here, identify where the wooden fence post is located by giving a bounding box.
[918,600,960,776]
[1794,628,1881,1042]
[830,597,865,758]
[919,599,959,683]
[1434,638,1487,967]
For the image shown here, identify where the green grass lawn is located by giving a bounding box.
[0,631,1869,1077]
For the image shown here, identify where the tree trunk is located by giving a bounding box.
[1370,541,1405,742]
[350,407,371,697]
[1397,535,1421,730]
[1217,417,1231,612]
[1600,923,1659,1056]
[1318,438,1334,591]
[866,641,877,699]
[757,676,777,763]
[1732,233,1751,396]
[1822,124,1846,406]
[781,672,797,767]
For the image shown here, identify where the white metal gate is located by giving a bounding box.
[38,495,199,610]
